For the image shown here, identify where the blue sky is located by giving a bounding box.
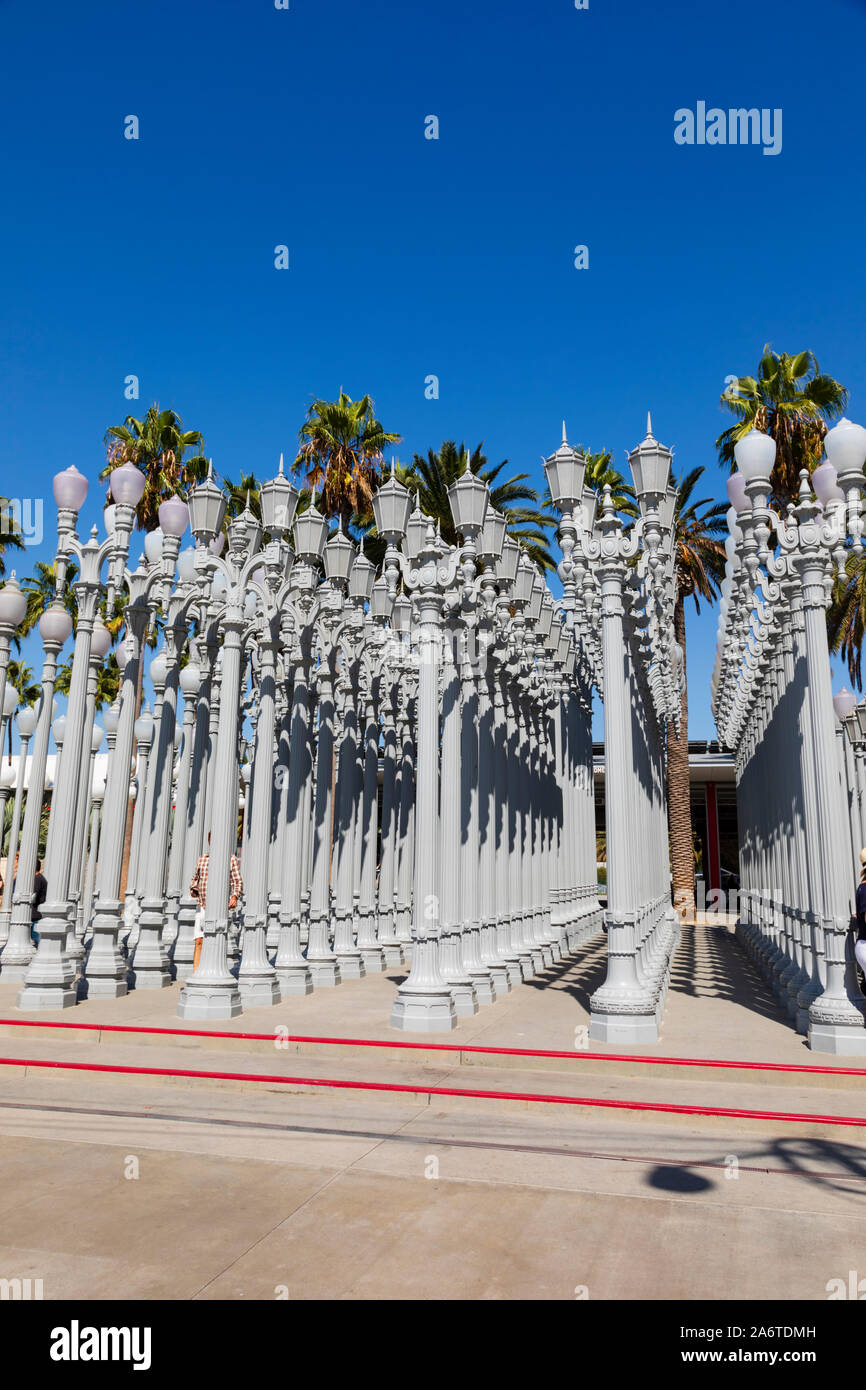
[1,0,865,745]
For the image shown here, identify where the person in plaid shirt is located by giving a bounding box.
[189,833,243,973]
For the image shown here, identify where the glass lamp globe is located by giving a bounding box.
[149,652,168,689]
[103,702,120,736]
[725,472,749,512]
[103,504,117,536]
[176,546,197,584]
[179,663,202,697]
[3,685,16,717]
[144,528,165,566]
[733,430,776,487]
[38,602,73,645]
[91,621,112,660]
[0,762,15,790]
[825,418,866,487]
[158,495,190,537]
[134,712,154,746]
[108,462,146,508]
[53,465,89,511]
[91,725,105,752]
[52,715,66,747]
[833,687,857,721]
[16,705,37,739]
[0,576,27,628]
[812,461,839,506]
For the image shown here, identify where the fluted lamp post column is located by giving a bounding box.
[20,463,136,1010]
[0,704,37,946]
[374,469,461,1031]
[1,606,67,980]
[178,472,251,1021]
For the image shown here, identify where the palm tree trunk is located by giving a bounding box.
[667,596,694,921]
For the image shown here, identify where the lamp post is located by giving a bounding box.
[713,419,866,1055]
[374,472,464,1031]
[0,703,37,946]
[0,575,27,746]
[178,481,259,1021]
[545,420,681,1044]
[0,606,68,981]
[19,462,138,1011]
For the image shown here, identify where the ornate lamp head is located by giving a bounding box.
[188,465,227,546]
[628,414,672,511]
[544,424,587,511]
[372,463,412,542]
[292,497,329,565]
[447,455,489,537]
[260,455,300,538]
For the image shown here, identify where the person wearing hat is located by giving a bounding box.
[855,849,866,986]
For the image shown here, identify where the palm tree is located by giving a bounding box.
[4,660,39,762]
[717,347,848,506]
[401,441,555,572]
[102,404,208,532]
[828,552,866,689]
[55,653,121,712]
[101,403,206,891]
[579,448,638,518]
[223,470,263,523]
[0,497,24,578]
[294,391,401,532]
[20,560,79,637]
[666,467,727,920]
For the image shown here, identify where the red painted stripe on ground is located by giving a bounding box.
[0,1054,864,1126]
[0,1017,864,1077]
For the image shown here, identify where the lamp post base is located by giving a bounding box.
[276,966,313,995]
[177,983,243,1020]
[239,976,281,1008]
[589,1008,660,1045]
[335,951,365,980]
[808,1022,866,1056]
[18,983,78,1010]
[390,988,457,1032]
[308,960,341,987]
[361,948,387,972]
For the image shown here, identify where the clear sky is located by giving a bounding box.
[1,0,865,746]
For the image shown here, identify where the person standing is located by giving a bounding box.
[188,833,243,974]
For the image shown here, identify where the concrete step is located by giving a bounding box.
[0,1034,864,1137]
[0,1015,863,1091]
